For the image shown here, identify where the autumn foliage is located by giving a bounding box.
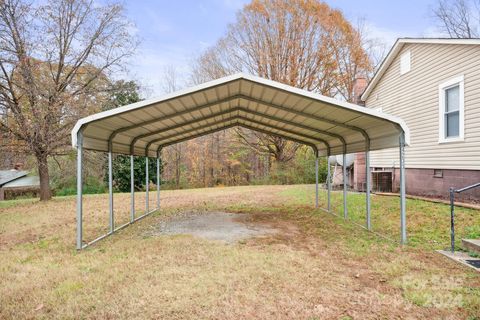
[183,0,372,187]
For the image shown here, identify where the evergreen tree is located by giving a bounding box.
[104,80,163,192]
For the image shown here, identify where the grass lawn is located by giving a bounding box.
[0,184,479,319]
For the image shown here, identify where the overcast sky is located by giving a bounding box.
[123,0,441,97]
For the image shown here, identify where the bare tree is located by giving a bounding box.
[189,41,240,85]
[330,19,377,102]
[433,0,480,38]
[160,65,185,188]
[190,0,372,163]
[0,0,136,200]
[235,128,301,163]
[161,65,180,94]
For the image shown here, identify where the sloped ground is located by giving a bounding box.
[0,185,479,319]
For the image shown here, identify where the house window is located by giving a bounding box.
[439,75,464,143]
[400,51,411,75]
[433,169,443,178]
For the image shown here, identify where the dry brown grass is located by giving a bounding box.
[0,185,479,319]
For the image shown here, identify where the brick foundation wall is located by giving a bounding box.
[352,165,480,201]
[391,168,480,201]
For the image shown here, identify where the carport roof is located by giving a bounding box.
[71,73,409,157]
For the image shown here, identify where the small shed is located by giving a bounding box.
[0,170,40,200]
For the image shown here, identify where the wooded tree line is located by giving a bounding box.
[0,0,472,199]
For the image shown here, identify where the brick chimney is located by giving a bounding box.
[353,76,368,106]
[353,75,369,191]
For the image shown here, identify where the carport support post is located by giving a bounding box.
[399,132,407,244]
[343,153,347,219]
[327,156,331,211]
[156,152,160,209]
[76,132,83,250]
[315,152,319,208]
[366,148,371,231]
[108,149,114,233]
[130,155,135,222]
[145,157,149,213]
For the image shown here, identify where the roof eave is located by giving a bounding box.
[361,39,404,101]
[361,37,480,101]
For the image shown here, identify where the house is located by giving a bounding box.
[354,38,480,200]
[0,170,40,200]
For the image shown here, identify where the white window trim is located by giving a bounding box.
[400,50,411,75]
[438,75,464,143]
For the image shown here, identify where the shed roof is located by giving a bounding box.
[0,170,28,187]
[71,73,409,157]
[2,175,40,188]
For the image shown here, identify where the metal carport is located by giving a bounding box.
[71,73,410,249]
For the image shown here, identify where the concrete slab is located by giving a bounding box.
[437,250,480,272]
[148,212,279,244]
[462,239,480,254]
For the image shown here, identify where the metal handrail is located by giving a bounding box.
[449,182,480,253]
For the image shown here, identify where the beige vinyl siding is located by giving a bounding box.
[365,43,480,170]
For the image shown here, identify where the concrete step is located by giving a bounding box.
[462,239,480,254]
[438,250,480,272]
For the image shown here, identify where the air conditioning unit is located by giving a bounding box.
[372,171,392,193]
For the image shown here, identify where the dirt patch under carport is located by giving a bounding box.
[146,211,281,243]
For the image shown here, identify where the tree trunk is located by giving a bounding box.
[175,145,181,189]
[37,153,52,201]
